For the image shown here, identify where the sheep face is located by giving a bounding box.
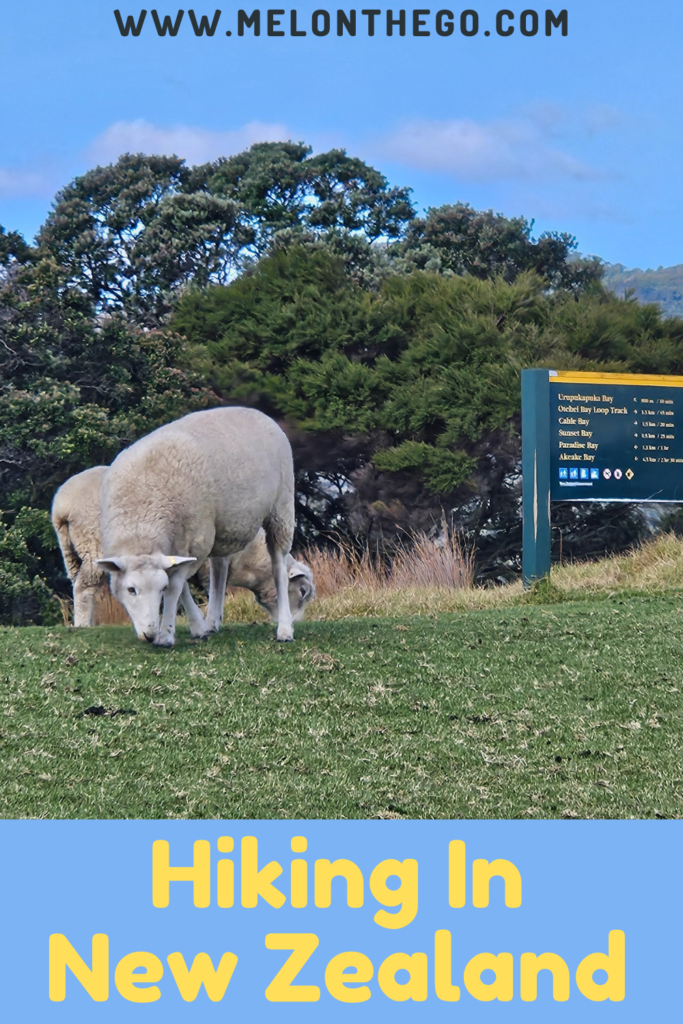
[255,562,315,623]
[97,554,195,642]
[288,563,316,622]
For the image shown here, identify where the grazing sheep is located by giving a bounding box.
[51,466,314,630]
[222,530,315,624]
[97,407,297,645]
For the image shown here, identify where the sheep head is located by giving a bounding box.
[96,553,196,642]
[253,560,315,623]
[288,561,316,621]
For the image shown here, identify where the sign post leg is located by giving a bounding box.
[522,369,551,587]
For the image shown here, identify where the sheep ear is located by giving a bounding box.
[97,558,127,574]
[161,555,197,571]
[288,563,308,580]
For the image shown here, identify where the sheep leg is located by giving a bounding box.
[180,583,211,639]
[154,572,187,647]
[265,506,295,642]
[205,556,230,633]
[271,549,294,642]
[72,576,96,628]
[55,521,94,627]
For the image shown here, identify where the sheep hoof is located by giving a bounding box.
[153,637,175,648]
[276,626,294,642]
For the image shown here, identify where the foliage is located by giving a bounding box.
[0,224,33,270]
[35,144,414,326]
[0,508,61,624]
[0,282,212,512]
[204,141,415,256]
[0,267,214,607]
[174,244,683,574]
[37,155,245,327]
[5,141,683,610]
[393,203,603,292]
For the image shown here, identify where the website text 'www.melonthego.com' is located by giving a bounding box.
[113,8,569,39]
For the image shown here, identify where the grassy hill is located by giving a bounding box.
[2,535,683,820]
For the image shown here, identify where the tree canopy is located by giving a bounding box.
[393,203,602,292]
[204,141,415,254]
[34,144,416,327]
[0,264,213,621]
[37,155,245,327]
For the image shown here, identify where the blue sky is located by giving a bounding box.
[1,1,682,268]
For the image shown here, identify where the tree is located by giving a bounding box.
[173,249,546,552]
[0,224,33,269]
[35,144,415,328]
[0,290,213,507]
[6,157,681,608]
[395,203,602,293]
[0,508,60,625]
[37,154,246,326]
[0,261,215,617]
[203,141,415,258]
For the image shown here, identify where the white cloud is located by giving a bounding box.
[0,166,50,200]
[86,119,290,166]
[376,116,601,182]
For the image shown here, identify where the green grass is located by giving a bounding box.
[1,591,682,819]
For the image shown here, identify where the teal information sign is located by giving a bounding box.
[522,370,683,586]
[550,372,683,502]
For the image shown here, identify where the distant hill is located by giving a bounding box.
[602,263,683,318]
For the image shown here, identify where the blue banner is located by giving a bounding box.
[0,819,679,1019]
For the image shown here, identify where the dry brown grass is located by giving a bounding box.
[94,589,130,625]
[85,530,479,626]
[73,531,683,627]
[58,586,130,627]
[391,531,475,589]
[301,531,683,621]
[293,531,496,621]
[552,531,683,594]
[302,582,524,621]
[300,530,475,598]
[298,542,380,597]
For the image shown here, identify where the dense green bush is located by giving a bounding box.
[173,245,683,575]
[0,508,61,624]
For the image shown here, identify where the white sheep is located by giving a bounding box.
[51,463,314,630]
[97,407,298,645]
